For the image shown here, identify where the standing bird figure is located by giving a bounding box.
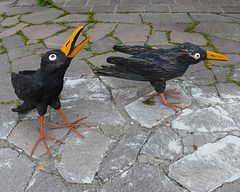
[94,43,229,112]
[11,26,95,157]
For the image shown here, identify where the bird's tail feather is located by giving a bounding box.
[12,102,35,114]
[94,65,145,81]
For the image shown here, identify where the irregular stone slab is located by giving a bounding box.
[116,4,145,13]
[62,77,110,101]
[1,15,19,26]
[190,13,235,22]
[91,37,117,53]
[195,21,240,41]
[2,34,25,49]
[21,8,64,24]
[170,31,207,45]
[11,55,41,72]
[92,4,116,13]
[194,5,223,13]
[65,59,93,78]
[98,125,150,179]
[148,30,171,45]
[191,86,223,106]
[100,164,180,192]
[55,128,114,184]
[141,13,192,24]
[145,4,170,13]
[172,107,238,132]
[26,167,68,192]
[0,23,28,39]
[170,4,195,13]
[16,0,36,6]
[60,6,92,14]
[220,102,240,126]
[51,99,126,137]
[152,22,192,31]
[22,24,65,40]
[169,136,240,192]
[182,62,215,86]
[94,13,141,24]
[210,36,240,54]
[8,119,68,158]
[8,43,45,61]
[54,14,89,22]
[87,23,117,42]
[212,66,230,83]
[0,53,10,73]
[142,126,183,160]
[112,86,152,106]
[0,76,19,101]
[100,76,149,89]
[215,177,240,192]
[45,28,87,49]
[73,48,93,60]
[0,104,18,139]
[216,83,240,100]
[125,82,192,128]
[114,24,149,44]
[5,6,31,16]
[232,64,240,82]
[0,148,35,192]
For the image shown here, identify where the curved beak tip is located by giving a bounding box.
[61,26,90,58]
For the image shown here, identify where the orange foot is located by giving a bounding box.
[148,88,184,112]
[49,109,97,138]
[31,116,65,157]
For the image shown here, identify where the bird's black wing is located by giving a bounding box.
[106,48,189,81]
[113,45,154,55]
[11,72,43,103]
[106,56,174,81]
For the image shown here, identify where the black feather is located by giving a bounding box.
[11,49,70,115]
[95,42,208,94]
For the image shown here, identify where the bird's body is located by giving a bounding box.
[11,27,94,157]
[12,49,69,115]
[95,43,229,111]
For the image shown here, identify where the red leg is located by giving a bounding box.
[148,88,181,98]
[31,116,65,157]
[49,109,97,138]
[148,88,184,112]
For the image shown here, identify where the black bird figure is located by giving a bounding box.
[94,43,229,112]
[11,26,96,157]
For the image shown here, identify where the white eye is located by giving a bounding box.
[194,53,201,60]
[49,54,57,61]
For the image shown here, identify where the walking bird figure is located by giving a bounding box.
[11,26,96,157]
[94,43,229,112]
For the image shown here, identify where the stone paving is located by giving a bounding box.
[0,0,240,191]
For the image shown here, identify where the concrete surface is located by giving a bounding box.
[0,0,240,191]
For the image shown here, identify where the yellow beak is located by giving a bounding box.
[205,51,229,61]
[61,26,90,58]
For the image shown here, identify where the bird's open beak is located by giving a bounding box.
[61,26,90,58]
[205,51,229,61]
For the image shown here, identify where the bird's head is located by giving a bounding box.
[40,26,90,71]
[176,42,229,65]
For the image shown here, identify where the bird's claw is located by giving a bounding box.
[31,127,65,157]
[49,116,97,138]
[147,89,185,112]
[150,100,184,112]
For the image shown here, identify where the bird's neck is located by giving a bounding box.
[39,66,68,82]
